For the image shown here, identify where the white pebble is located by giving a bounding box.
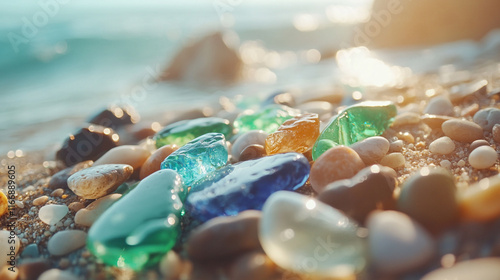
[368,211,434,274]
[457,160,466,167]
[47,230,87,256]
[391,112,421,127]
[231,130,268,161]
[429,137,455,155]
[39,204,69,225]
[440,160,452,169]
[38,269,79,280]
[389,140,404,152]
[380,153,406,169]
[469,146,498,169]
[424,96,454,116]
[351,136,390,164]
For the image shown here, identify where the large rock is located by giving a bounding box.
[160,32,243,85]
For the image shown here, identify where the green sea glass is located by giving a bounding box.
[233,104,300,134]
[312,101,397,160]
[154,117,233,148]
[87,169,186,271]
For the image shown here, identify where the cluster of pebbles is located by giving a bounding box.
[1,62,500,280]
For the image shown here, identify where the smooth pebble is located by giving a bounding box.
[468,145,497,169]
[470,139,490,151]
[368,211,434,274]
[56,125,119,166]
[239,144,266,162]
[48,160,93,190]
[139,145,178,179]
[39,204,68,225]
[398,167,458,232]
[350,136,390,165]
[18,259,51,280]
[231,130,268,161]
[429,136,455,155]
[442,119,483,143]
[318,164,397,223]
[422,258,500,280]
[389,140,403,152]
[67,164,133,199]
[310,146,365,193]
[159,251,183,280]
[47,230,87,256]
[459,174,500,222]
[421,114,454,130]
[33,195,49,206]
[75,193,122,227]
[423,96,454,116]
[228,251,276,280]
[473,107,500,131]
[187,210,261,260]
[38,269,79,280]
[380,152,405,169]
[94,145,150,171]
[391,112,421,127]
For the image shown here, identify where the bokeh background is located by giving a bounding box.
[0,0,372,153]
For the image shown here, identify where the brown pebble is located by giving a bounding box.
[93,145,151,171]
[56,125,119,167]
[75,194,122,227]
[59,258,70,269]
[318,165,397,224]
[33,196,49,206]
[380,152,406,169]
[391,112,421,127]
[228,251,276,280]
[459,174,500,222]
[68,202,85,212]
[442,119,483,143]
[493,124,500,143]
[0,265,18,280]
[18,259,51,280]
[67,164,133,199]
[139,145,178,179]
[470,139,490,151]
[187,210,261,260]
[421,114,454,130]
[48,160,93,190]
[310,146,365,193]
[50,189,64,197]
[159,251,183,280]
[397,132,415,143]
[239,144,266,162]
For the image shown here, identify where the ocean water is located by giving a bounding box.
[0,0,373,154]
[3,0,498,155]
